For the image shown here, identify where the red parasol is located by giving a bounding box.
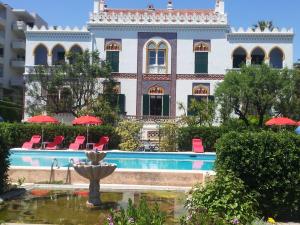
[72,116,103,146]
[27,115,59,124]
[72,116,103,126]
[265,117,297,126]
[26,115,59,145]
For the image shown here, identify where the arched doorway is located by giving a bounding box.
[269,47,284,68]
[251,47,265,65]
[232,47,247,68]
[34,44,48,65]
[143,85,169,117]
[52,44,66,65]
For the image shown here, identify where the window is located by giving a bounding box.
[194,41,209,74]
[34,44,48,65]
[0,47,3,58]
[0,65,3,77]
[269,47,284,69]
[146,41,168,74]
[251,47,265,65]
[52,45,65,65]
[232,47,247,68]
[105,41,121,73]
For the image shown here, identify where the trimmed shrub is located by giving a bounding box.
[116,120,142,151]
[160,122,178,152]
[0,134,10,194]
[0,123,120,149]
[216,131,300,221]
[184,171,258,225]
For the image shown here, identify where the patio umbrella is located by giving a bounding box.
[72,116,103,145]
[26,115,59,144]
[295,126,300,135]
[265,117,297,126]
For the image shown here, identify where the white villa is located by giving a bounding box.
[24,0,294,119]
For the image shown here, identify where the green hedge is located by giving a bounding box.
[0,123,120,150]
[0,134,10,194]
[216,131,300,221]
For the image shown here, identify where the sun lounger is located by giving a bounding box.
[22,135,41,149]
[192,138,204,153]
[87,136,110,151]
[69,136,86,150]
[44,136,65,150]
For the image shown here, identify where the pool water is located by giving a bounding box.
[10,149,216,171]
[0,189,186,225]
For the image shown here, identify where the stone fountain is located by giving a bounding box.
[73,151,117,208]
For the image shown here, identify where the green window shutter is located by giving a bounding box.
[195,52,208,74]
[143,94,150,116]
[118,94,126,114]
[106,51,119,72]
[163,95,170,116]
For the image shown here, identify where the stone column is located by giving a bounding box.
[87,179,101,207]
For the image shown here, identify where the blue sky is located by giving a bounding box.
[4,0,300,61]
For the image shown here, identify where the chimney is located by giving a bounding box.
[99,0,106,12]
[167,0,174,10]
[215,0,225,14]
[93,0,99,13]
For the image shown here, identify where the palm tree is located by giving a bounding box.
[252,21,275,31]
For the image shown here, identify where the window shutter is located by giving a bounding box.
[163,95,170,116]
[143,94,150,116]
[118,94,126,114]
[106,51,119,72]
[195,52,208,74]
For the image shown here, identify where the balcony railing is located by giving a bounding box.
[11,40,25,49]
[122,115,180,123]
[11,59,25,68]
[12,21,27,32]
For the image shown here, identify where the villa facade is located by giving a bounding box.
[24,0,294,119]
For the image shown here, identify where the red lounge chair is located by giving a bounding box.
[92,136,110,151]
[192,138,204,153]
[22,135,41,149]
[45,136,65,150]
[69,136,86,150]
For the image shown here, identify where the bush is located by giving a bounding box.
[216,131,300,221]
[177,126,225,152]
[104,198,166,225]
[0,134,10,194]
[185,171,258,225]
[0,123,119,149]
[116,120,142,151]
[160,122,178,152]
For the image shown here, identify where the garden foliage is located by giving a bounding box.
[216,131,300,221]
[159,122,178,152]
[116,120,142,151]
[0,123,119,150]
[184,171,258,225]
[0,100,22,122]
[0,134,10,194]
[104,198,166,225]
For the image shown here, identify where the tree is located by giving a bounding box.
[178,98,216,126]
[252,20,275,31]
[216,64,296,127]
[26,50,120,123]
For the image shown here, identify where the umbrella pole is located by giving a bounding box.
[42,126,44,149]
[87,125,89,149]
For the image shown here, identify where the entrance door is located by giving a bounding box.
[150,95,163,116]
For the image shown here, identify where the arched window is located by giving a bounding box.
[34,44,48,65]
[251,47,265,65]
[69,45,83,64]
[52,44,65,65]
[269,47,284,69]
[105,41,121,72]
[232,47,247,68]
[194,42,210,52]
[148,85,165,95]
[146,41,168,74]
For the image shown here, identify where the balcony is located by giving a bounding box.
[12,40,25,50]
[0,56,4,64]
[0,17,5,27]
[12,21,27,32]
[11,59,25,68]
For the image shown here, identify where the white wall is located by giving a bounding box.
[118,78,137,116]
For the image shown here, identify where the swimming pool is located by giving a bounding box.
[10,149,216,171]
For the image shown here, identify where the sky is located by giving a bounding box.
[4,0,300,61]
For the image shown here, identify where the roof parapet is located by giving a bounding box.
[230,27,294,34]
[27,25,88,32]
